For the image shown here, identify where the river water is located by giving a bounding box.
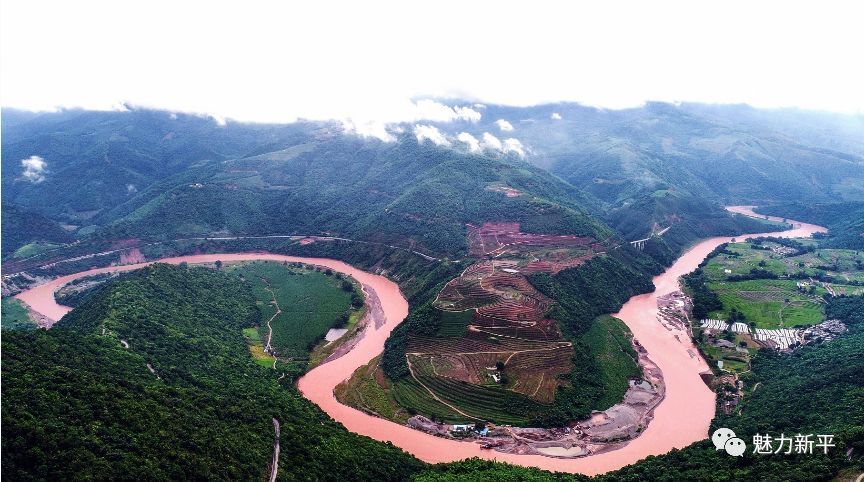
[14,207,825,475]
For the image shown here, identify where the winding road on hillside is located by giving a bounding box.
[14,206,826,475]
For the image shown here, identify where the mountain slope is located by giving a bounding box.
[96,135,610,256]
[1,203,74,255]
[1,108,323,223]
[1,264,422,480]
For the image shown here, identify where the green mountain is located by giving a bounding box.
[1,203,74,255]
[1,264,422,480]
[424,102,864,246]
[756,202,864,250]
[1,108,322,224]
[95,135,608,256]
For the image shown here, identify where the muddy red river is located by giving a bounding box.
[15,207,825,475]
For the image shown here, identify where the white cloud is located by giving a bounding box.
[336,99,480,143]
[341,119,395,142]
[551,112,562,120]
[495,119,514,132]
[411,100,481,123]
[413,124,450,146]
[503,138,525,156]
[21,155,47,182]
[1,2,862,119]
[457,132,481,152]
[481,132,503,151]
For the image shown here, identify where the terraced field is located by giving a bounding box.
[394,222,606,422]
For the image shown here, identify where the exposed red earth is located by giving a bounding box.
[14,209,825,475]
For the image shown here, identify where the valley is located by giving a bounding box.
[3,5,864,479]
[10,208,829,475]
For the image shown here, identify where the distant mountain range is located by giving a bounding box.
[3,102,861,260]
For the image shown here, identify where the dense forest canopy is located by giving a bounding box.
[1,265,423,481]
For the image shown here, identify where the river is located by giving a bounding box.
[14,206,826,475]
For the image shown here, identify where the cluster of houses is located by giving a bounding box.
[700,318,847,351]
[699,319,801,350]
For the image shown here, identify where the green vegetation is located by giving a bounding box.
[1,264,423,481]
[528,248,658,423]
[242,326,276,368]
[5,104,863,479]
[416,299,864,481]
[757,202,864,250]
[609,192,788,266]
[398,375,545,426]
[335,356,413,423]
[12,241,63,258]
[54,273,115,307]
[581,316,641,409]
[1,297,36,330]
[1,109,319,227]
[690,240,864,328]
[89,136,610,257]
[391,379,477,424]
[376,247,660,427]
[225,261,358,358]
[1,203,73,257]
[436,310,472,337]
[708,279,825,328]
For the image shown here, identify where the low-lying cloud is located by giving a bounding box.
[503,138,525,156]
[341,100,481,142]
[341,119,396,142]
[21,155,47,182]
[457,132,481,152]
[414,124,450,146]
[551,112,562,120]
[495,119,514,132]
[411,99,481,123]
[481,132,503,151]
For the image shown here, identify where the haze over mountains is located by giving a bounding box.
[4,101,862,259]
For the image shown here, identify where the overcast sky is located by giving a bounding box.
[2,0,862,123]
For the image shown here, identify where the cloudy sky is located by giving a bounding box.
[2,0,862,123]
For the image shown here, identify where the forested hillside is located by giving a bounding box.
[424,101,863,246]
[95,135,608,255]
[437,102,864,205]
[756,202,864,249]
[1,203,74,256]
[6,102,855,265]
[1,264,422,481]
[1,109,321,224]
